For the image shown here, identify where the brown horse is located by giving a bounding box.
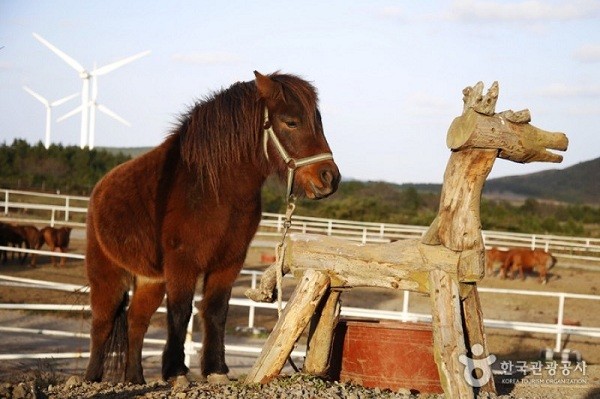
[485,247,509,276]
[84,71,340,385]
[500,248,556,283]
[0,222,25,263]
[13,225,44,266]
[40,226,72,267]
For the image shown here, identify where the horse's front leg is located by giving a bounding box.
[200,262,243,382]
[162,271,198,382]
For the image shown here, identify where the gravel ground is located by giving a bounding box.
[1,371,599,399]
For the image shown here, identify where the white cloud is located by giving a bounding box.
[378,6,406,19]
[450,0,600,22]
[537,82,600,97]
[171,52,240,65]
[403,92,454,116]
[573,44,600,63]
[0,61,14,70]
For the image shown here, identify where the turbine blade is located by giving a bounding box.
[51,93,79,107]
[32,32,86,73]
[97,104,131,126]
[23,86,49,105]
[57,104,84,122]
[92,50,151,76]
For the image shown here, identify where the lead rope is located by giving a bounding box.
[275,197,296,317]
[275,197,298,372]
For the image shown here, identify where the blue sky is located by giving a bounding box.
[1,1,599,184]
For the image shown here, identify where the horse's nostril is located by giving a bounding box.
[321,169,333,185]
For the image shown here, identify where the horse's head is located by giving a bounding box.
[255,71,340,200]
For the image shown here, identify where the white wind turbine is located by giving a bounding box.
[32,33,150,149]
[23,86,78,149]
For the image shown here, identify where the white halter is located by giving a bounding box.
[262,108,334,198]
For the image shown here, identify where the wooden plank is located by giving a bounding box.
[304,289,341,376]
[461,283,496,395]
[284,234,472,293]
[244,269,330,384]
[429,269,473,399]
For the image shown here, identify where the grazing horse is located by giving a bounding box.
[0,222,25,263]
[40,226,72,267]
[14,225,44,266]
[485,247,509,276]
[500,248,556,283]
[84,71,340,385]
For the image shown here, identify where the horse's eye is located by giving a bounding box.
[285,121,298,129]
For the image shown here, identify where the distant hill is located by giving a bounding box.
[482,158,599,205]
[395,158,599,206]
[101,146,599,206]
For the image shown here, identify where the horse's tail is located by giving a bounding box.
[103,291,129,382]
[548,254,557,270]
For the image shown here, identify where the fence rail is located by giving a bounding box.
[2,188,600,267]
[1,271,599,365]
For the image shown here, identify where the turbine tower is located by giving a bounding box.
[23,86,78,149]
[32,33,150,149]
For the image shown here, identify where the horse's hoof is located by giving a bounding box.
[169,375,191,390]
[207,373,230,385]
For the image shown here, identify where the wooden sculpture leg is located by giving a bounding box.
[461,283,497,394]
[245,269,330,384]
[429,269,474,399]
[304,289,341,376]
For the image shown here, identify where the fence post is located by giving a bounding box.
[50,209,56,227]
[379,223,385,239]
[327,220,333,236]
[65,197,70,222]
[3,191,8,215]
[185,298,197,367]
[554,294,565,352]
[248,272,257,329]
[401,290,410,322]
[531,235,537,250]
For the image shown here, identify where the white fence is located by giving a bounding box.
[1,267,600,365]
[3,188,600,267]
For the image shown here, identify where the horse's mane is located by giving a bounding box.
[175,72,319,192]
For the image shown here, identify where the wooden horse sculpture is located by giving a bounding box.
[245,81,567,399]
[84,71,340,385]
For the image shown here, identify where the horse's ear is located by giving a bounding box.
[254,71,284,105]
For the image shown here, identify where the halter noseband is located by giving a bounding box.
[262,108,334,198]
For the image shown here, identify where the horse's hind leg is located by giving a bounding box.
[85,244,130,382]
[125,278,165,384]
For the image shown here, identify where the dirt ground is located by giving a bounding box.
[1,232,599,397]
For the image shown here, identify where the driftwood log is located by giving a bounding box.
[245,82,568,398]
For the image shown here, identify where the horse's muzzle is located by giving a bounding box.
[309,162,340,199]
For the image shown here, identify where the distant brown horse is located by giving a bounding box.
[9,225,44,266]
[485,247,509,276]
[84,71,340,385]
[0,222,25,263]
[500,248,556,283]
[40,226,72,267]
